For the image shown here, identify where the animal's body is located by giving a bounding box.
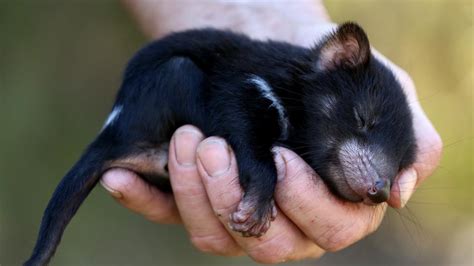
[25,23,416,266]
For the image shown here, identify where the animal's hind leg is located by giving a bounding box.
[228,147,278,237]
[106,56,209,191]
[107,142,172,191]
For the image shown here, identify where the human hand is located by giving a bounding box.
[101,125,327,263]
[100,102,441,263]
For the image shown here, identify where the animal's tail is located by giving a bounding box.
[24,135,115,266]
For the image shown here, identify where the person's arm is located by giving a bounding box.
[100,0,442,262]
[122,0,330,46]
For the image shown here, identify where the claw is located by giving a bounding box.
[229,198,276,237]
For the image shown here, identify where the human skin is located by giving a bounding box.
[99,0,443,263]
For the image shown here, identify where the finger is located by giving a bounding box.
[273,147,386,252]
[397,69,443,184]
[168,125,242,256]
[374,49,442,182]
[388,107,442,208]
[100,168,180,224]
[410,103,443,185]
[373,50,443,208]
[388,168,417,208]
[197,137,325,263]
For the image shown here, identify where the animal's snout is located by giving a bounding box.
[336,139,397,205]
[367,179,390,203]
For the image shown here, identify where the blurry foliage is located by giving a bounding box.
[0,1,472,265]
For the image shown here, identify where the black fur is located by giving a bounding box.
[25,23,416,265]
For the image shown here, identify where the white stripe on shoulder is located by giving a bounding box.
[102,105,123,130]
[248,75,289,140]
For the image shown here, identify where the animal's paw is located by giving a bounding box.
[229,197,277,237]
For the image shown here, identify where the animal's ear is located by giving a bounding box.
[315,22,371,71]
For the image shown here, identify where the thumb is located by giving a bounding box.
[101,168,181,224]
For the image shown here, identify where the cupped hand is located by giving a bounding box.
[100,107,441,263]
[101,125,325,263]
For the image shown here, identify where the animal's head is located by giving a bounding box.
[300,22,417,205]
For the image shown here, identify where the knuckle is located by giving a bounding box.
[250,256,281,264]
[143,211,173,224]
[141,202,172,223]
[307,249,325,260]
[365,204,386,233]
[247,235,295,264]
[249,250,290,264]
[366,223,379,236]
[189,234,236,256]
[291,245,326,261]
[416,130,443,180]
[310,219,364,252]
[189,235,215,253]
[139,190,180,224]
[365,217,382,236]
[171,183,205,198]
[365,211,385,236]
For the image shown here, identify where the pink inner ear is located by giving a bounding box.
[317,36,364,71]
[341,37,362,65]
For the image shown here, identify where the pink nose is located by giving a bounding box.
[367,179,390,203]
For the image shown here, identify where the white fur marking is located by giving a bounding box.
[102,105,122,129]
[249,75,289,139]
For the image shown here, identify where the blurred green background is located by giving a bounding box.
[0,1,472,265]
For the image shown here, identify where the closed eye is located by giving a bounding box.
[367,119,376,130]
[354,108,365,129]
[354,108,377,131]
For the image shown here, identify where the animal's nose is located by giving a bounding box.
[367,179,390,203]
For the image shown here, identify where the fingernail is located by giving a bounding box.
[100,174,123,199]
[197,138,230,177]
[397,168,417,208]
[273,148,286,181]
[174,129,202,166]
